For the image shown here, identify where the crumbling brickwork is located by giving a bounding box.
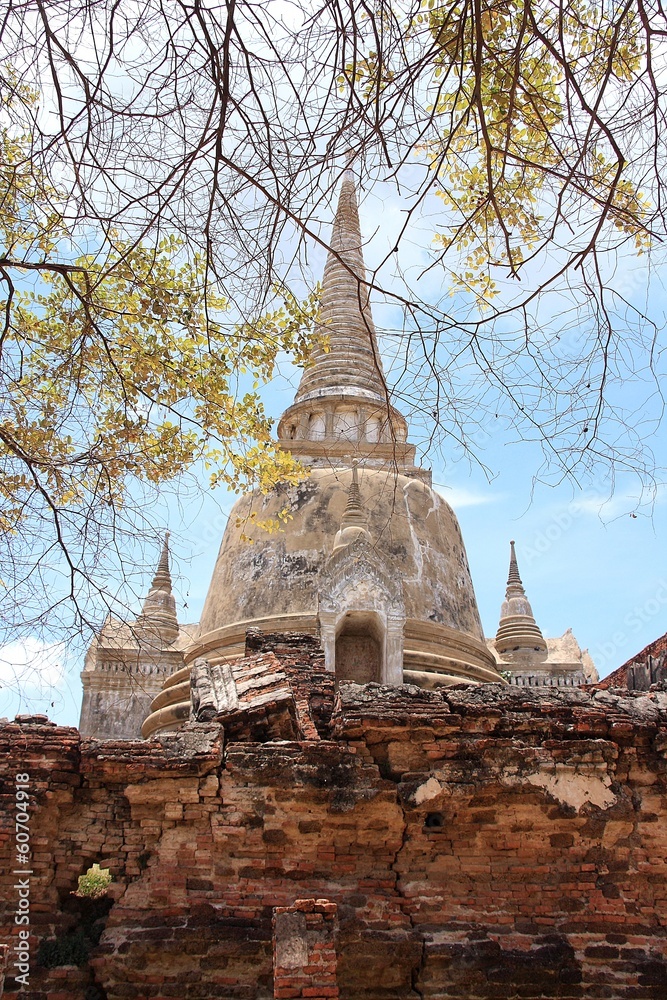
[1,640,666,999]
[273,898,339,999]
[599,629,667,691]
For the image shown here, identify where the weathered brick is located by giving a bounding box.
[1,681,666,1000]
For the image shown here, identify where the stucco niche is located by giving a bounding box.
[318,533,405,685]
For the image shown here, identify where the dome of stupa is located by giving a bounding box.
[142,173,500,737]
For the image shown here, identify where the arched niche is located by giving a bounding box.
[334,611,384,684]
[318,526,405,687]
[333,408,359,441]
[366,415,382,443]
[308,412,326,440]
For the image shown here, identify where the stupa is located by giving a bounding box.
[488,541,597,688]
[81,174,595,740]
[136,172,501,737]
[79,534,196,739]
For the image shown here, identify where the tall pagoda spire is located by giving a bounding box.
[277,172,421,476]
[506,539,523,589]
[135,533,180,644]
[294,170,387,404]
[152,533,172,591]
[494,541,547,654]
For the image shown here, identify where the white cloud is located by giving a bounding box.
[575,482,667,520]
[434,485,504,508]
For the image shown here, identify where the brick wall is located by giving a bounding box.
[1,670,666,999]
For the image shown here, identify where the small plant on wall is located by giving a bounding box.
[73,863,113,899]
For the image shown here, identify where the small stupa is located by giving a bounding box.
[490,541,597,688]
[79,535,194,738]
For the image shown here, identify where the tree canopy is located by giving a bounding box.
[0,87,320,640]
[0,0,666,638]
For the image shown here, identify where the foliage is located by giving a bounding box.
[0,83,322,640]
[426,0,651,302]
[1,100,321,516]
[73,863,113,899]
[345,0,654,303]
[0,5,664,490]
[37,927,90,968]
[335,0,665,487]
[2,233,320,523]
[0,2,665,645]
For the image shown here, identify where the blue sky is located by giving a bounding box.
[1,175,666,728]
